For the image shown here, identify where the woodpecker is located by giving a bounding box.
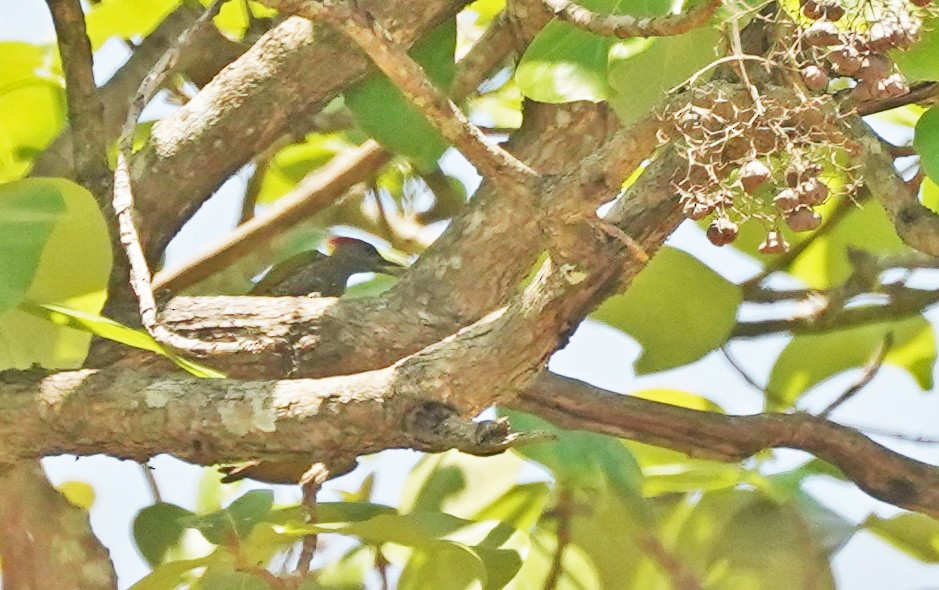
[251,236,404,297]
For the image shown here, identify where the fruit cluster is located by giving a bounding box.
[797,0,931,102]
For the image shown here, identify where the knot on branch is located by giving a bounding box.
[404,401,553,456]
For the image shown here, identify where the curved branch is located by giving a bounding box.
[513,372,939,519]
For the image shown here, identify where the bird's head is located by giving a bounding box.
[326,236,405,276]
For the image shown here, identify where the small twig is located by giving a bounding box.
[818,333,893,419]
[541,488,573,590]
[720,344,766,394]
[733,287,939,338]
[375,547,390,590]
[848,424,939,445]
[638,534,703,590]
[544,0,721,38]
[260,0,539,186]
[140,463,162,503]
[296,462,330,578]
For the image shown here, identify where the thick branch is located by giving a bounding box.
[132,0,469,261]
[514,373,939,519]
[261,0,538,185]
[0,464,116,590]
[544,0,720,38]
[153,1,545,294]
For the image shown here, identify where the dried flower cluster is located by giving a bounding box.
[661,0,933,252]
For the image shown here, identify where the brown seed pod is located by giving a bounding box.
[759,231,790,254]
[821,1,845,21]
[739,160,771,194]
[910,0,931,7]
[683,200,714,221]
[890,23,922,50]
[774,188,801,211]
[828,45,863,76]
[801,65,830,91]
[879,73,910,98]
[707,217,739,246]
[866,22,896,52]
[853,79,875,101]
[804,22,841,46]
[797,177,829,205]
[786,206,823,232]
[802,0,824,19]
[857,54,892,82]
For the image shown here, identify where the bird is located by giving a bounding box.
[250,236,404,297]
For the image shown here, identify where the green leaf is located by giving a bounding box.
[500,409,644,499]
[672,489,836,589]
[133,502,195,566]
[185,490,274,546]
[0,178,66,312]
[0,43,65,181]
[253,133,355,205]
[400,450,523,518]
[198,566,269,590]
[766,316,936,409]
[85,0,180,50]
[516,21,618,104]
[915,106,939,184]
[591,247,742,373]
[0,178,111,370]
[892,15,939,82]
[922,176,939,214]
[129,556,213,590]
[313,512,526,590]
[345,21,456,170]
[504,529,601,590]
[19,303,226,378]
[471,483,551,531]
[607,25,722,126]
[865,513,939,563]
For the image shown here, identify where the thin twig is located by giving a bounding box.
[140,463,162,503]
[720,344,765,393]
[543,0,721,38]
[260,0,539,185]
[638,534,703,590]
[296,462,330,578]
[375,547,390,590]
[818,333,892,419]
[857,82,939,116]
[542,488,573,590]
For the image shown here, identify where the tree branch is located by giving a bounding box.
[856,82,939,117]
[131,0,470,262]
[153,0,545,295]
[261,0,538,185]
[0,463,116,590]
[513,372,939,519]
[32,3,246,179]
[847,117,939,257]
[733,286,939,338]
[544,0,721,38]
[45,0,109,192]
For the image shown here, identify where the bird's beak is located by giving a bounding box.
[373,257,406,277]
